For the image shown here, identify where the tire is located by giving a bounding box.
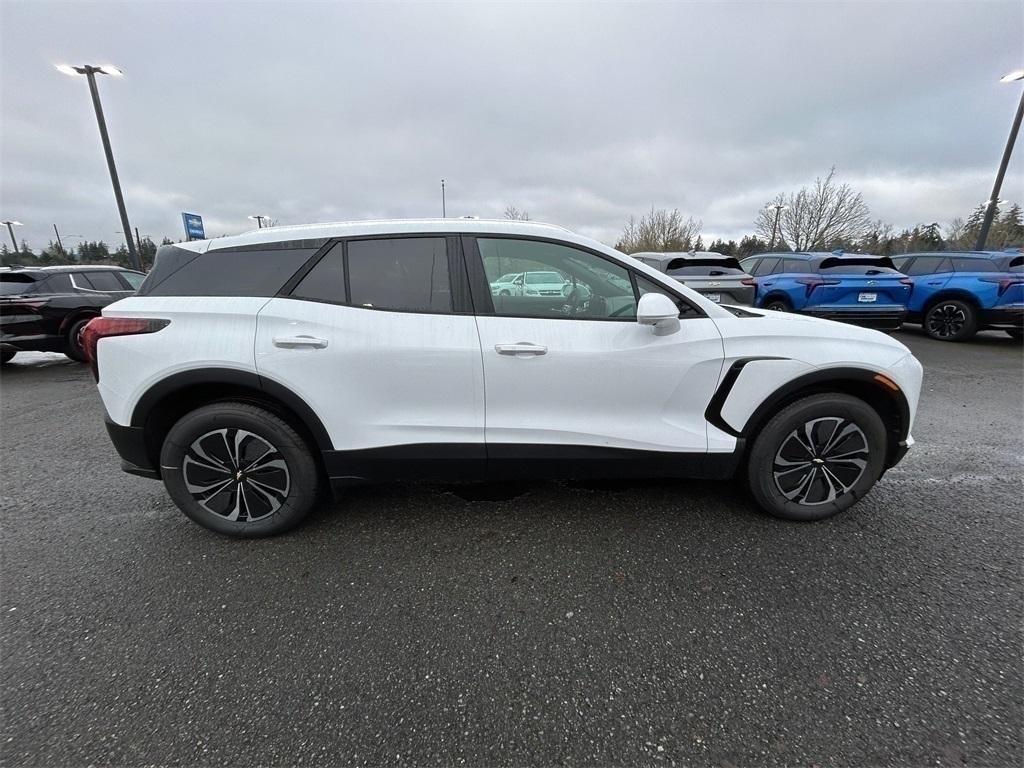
[0,349,16,365]
[499,289,511,296]
[923,299,977,342]
[160,401,320,537]
[764,297,791,312]
[64,317,94,362]
[746,393,887,522]
[1006,329,1023,341]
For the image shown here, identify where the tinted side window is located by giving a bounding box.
[38,274,74,293]
[291,243,346,303]
[144,249,315,297]
[119,271,147,290]
[951,257,998,273]
[478,237,636,320]
[78,271,127,292]
[739,258,758,274]
[347,238,451,313]
[782,259,807,273]
[905,256,950,276]
[753,257,780,276]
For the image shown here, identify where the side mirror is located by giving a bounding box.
[637,292,681,335]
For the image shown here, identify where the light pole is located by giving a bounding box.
[248,215,269,229]
[1,220,22,252]
[55,63,141,271]
[768,203,788,249]
[441,179,446,218]
[976,69,1024,250]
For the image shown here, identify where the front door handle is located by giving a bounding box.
[495,342,547,356]
[273,335,328,349]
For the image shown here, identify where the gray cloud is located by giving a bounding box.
[1,0,1022,251]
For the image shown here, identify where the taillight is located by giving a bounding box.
[740,278,756,286]
[979,276,1024,296]
[795,277,841,297]
[899,277,914,296]
[82,316,169,381]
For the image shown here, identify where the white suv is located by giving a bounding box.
[84,219,922,537]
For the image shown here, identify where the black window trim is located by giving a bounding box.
[462,233,705,322]
[70,271,132,294]
[280,233,473,317]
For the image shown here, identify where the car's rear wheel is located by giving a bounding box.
[923,299,977,341]
[160,402,320,537]
[764,297,792,312]
[746,393,887,521]
[64,317,94,362]
[0,349,16,365]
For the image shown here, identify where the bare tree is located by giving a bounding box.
[755,168,872,250]
[503,205,530,221]
[616,207,702,253]
[944,217,968,248]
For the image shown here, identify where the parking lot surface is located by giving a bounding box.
[1,330,1021,767]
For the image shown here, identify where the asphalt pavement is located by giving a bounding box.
[1,329,1021,767]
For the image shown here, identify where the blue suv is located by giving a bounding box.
[891,250,1023,341]
[739,252,912,330]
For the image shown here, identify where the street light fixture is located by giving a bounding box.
[1,220,23,252]
[55,62,141,270]
[767,203,788,249]
[976,69,1024,250]
[248,215,269,229]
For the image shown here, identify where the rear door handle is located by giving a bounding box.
[273,335,328,349]
[495,342,547,356]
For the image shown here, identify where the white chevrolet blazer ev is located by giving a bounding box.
[84,219,923,537]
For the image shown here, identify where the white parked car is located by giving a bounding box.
[490,270,568,297]
[84,219,922,537]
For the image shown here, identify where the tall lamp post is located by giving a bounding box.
[248,215,269,229]
[768,203,788,249]
[55,63,141,271]
[1,220,22,252]
[976,69,1024,250]
[441,179,446,218]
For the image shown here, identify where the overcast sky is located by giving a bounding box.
[1,0,1022,251]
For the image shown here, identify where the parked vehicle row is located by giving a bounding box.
[0,265,147,363]
[635,247,1022,341]
[85,218,924,537]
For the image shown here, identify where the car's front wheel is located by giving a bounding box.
[746,393,887,521]
[160,402,320,537]
[923,299,977,341]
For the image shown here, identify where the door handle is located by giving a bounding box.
[273,335,328,349]
[495,342,547,356]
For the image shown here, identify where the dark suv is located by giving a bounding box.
[0,265,146,364]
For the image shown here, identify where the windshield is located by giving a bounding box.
[526,271,563,284]
[0,274,38,295]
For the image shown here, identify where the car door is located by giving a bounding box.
[465,235,724,460]
[902,256,952,313]
[254,236,485,475]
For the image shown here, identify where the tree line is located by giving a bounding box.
[0,236,170,269]
[614,167,1023,258]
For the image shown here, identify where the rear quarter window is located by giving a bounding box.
[950,257,999,273]
[142,248,317,297]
